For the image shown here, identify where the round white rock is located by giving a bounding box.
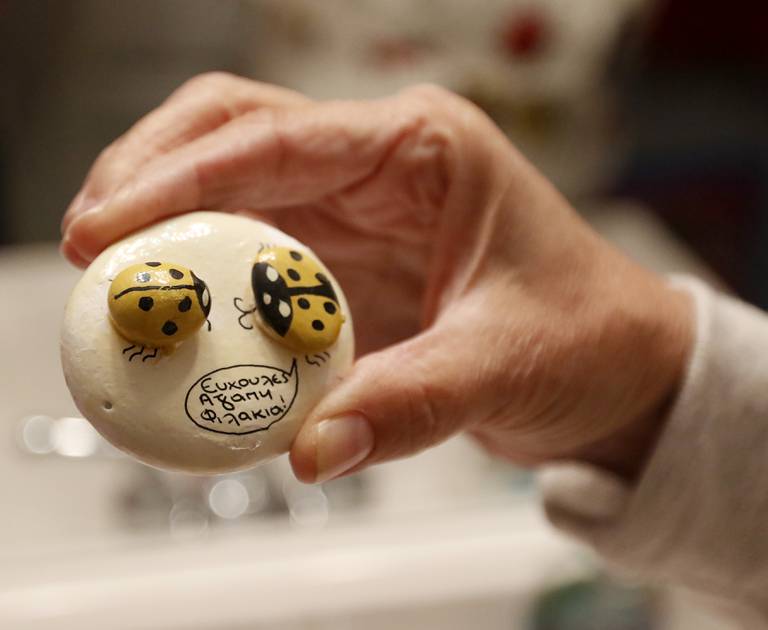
[61,212,354,473]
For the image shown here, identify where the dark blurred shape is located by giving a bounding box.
[529,576,657,630]
[0,1,61,243]
[646,0,768,65]
[0,0,247,244]
[613,0,768,307]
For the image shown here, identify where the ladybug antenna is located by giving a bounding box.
[233,296,256,330]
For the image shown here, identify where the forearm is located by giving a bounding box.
[541,277,768,622]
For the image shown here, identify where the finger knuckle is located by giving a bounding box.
[402,82,476,117]
[391,92,455,214]
[402,82,453,103]
[87,142,122,183]
[375,356,445,457]
[175,71,238,97]
[404,82,496,130]
[401,375,443,452]
[92,143,116,167]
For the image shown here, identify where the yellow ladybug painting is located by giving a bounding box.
[108,262,212,361]
[236,246,344,354]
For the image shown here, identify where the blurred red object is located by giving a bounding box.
[500,8,550,59]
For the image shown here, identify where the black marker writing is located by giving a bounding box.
[185,360,298,435]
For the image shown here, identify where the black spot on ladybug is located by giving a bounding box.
[178,296,192,312]
[315,272,329,284]
[312,319,325,331]
[145,261,161,267]
[138,296,154,311]
[290,250,303,261]
[323,301,337,314]
[287,268,301,281]
[169,268,184,280]
[162,321,178,336]
[298,298,310,310]
[136,272,151,283]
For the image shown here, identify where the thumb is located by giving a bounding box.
[290,321,490,484]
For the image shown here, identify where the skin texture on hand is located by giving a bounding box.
[61,74,693,483]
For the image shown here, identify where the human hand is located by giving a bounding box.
[61,73,692,483]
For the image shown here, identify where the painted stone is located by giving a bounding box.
[61,212,354,474]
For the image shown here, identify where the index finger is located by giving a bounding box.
[61,74,310,234]
[63,90,461,264]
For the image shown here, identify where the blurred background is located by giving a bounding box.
[0,1,765,628]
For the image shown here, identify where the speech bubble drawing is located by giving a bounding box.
[185,360,298,435]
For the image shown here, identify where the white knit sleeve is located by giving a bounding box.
[539,277,768,623]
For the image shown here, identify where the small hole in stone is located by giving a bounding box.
[103,401,113,411]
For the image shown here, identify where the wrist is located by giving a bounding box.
[577,284,694,480]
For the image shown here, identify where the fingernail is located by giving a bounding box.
[61,191,92,235]
[62,202,100,238]
[313,415,374,483]
[59,235,90,268]
[62,204,105,259]
[76,202,103,221]
[60,213,76,236]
